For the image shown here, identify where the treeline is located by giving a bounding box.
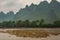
[0,19,60,28]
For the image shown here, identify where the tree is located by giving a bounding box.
[11,21,16,28]
[54,21,60,27]
[24,20,30,27]
[31,21,37,28]
[16,20,22,28]
[39,19,44,27]
[36,20,40,26]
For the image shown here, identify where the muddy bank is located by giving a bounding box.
[6,30,60,38]
[0,32,60,40]
[0,28,60,38]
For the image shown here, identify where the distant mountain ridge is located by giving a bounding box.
[0,0,60,23]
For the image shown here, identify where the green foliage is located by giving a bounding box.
[30,21,37,27]
[39,19,44,26]
[0,19,60,28]
[54,21,60,27]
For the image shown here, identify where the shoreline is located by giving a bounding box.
[0,28,60,38]
[0,28,60,30]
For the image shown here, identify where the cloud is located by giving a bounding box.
[0,0,24,14]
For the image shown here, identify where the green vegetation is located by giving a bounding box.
[0,19,60,28]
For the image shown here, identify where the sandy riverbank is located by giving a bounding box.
[0,28,60,38]
[0,32,60,40]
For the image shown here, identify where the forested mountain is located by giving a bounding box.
[0,12,5,22]
[0,11,14,22]
[5,11,14,21]
[0,0,60,23]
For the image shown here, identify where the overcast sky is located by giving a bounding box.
[0,0,60,14]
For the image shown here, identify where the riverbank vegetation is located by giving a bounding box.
[0,19,60,28]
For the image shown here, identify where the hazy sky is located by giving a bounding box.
[0,0,60,14]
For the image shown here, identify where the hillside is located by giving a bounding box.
[0,0,60,23]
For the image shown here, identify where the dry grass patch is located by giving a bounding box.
[50,32,60,35]
[6,30,60,38]
[6,30,49,38]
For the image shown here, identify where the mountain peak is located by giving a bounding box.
[30,3,36,7]
[25,5,29,8]
[7,11,14,13]
[0,11,5,15]
[52,0,56,1]
[51,0,58,2]
[38,0,48,6]
[7,11,14,15]
[31,3,34,5]
[50,0,60,8]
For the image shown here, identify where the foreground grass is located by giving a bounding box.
[5,30,60,38]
